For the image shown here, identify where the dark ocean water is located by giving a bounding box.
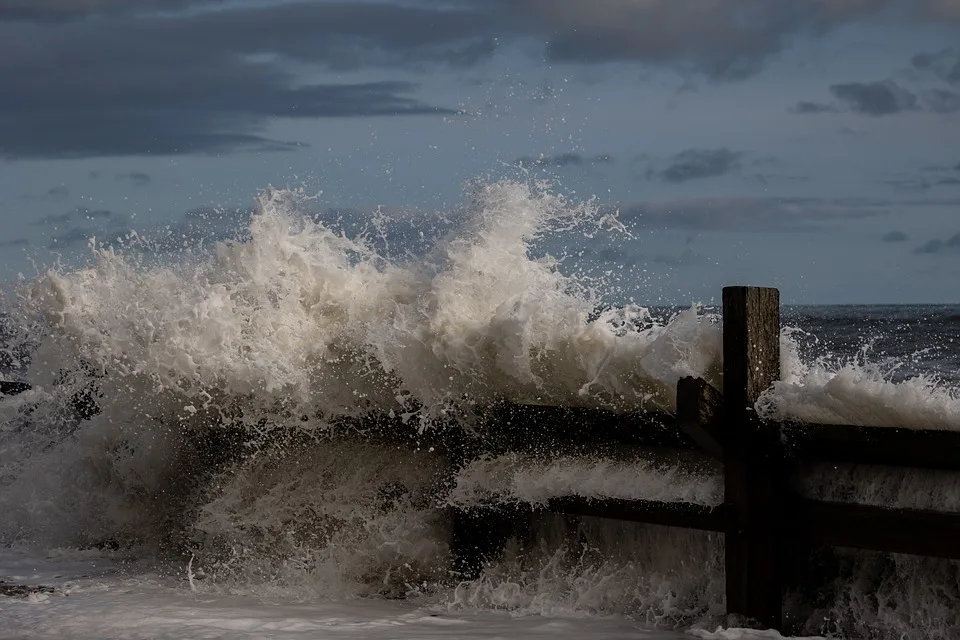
[782,304,960,384]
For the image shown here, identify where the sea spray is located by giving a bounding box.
[1,179,960,638]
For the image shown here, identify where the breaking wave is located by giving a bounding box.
[1,179,959,639]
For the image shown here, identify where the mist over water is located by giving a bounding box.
[1,179,959,639]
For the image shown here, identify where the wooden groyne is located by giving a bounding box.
[2,285,958,630]
[450,286,960,631]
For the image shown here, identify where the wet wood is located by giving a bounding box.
[788,499,960,559]
[722,286,784,631]
[676,376,725,460]
[781,422,960,471]
[545,497,729,532]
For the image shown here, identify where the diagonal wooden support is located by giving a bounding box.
[676,376,725,461]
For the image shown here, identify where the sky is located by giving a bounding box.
[0,0,959,304]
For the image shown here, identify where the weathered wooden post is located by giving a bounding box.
[722,286,783,629]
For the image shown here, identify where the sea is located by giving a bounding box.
[0,180,958,640]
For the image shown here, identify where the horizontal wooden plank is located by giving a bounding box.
[544,496,729,532]
[489,403,690,453]
[781,422,960,471]
[787,499,960,559]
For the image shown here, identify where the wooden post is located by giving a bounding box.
[676,376,725,460]
[722,286,783,629]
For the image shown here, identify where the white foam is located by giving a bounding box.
[448,452,722,507]
[2,178,960,639]
[450,515,724,627]
[192,439,452,600]
[796,462,960,512]
[764,335,960,430]
[19,181,722,429]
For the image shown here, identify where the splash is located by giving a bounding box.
[1,178,960,639]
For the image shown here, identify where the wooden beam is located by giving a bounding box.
[546,496,729,532]
[781,422,960,472]
[722,286,784,630]
[676,376,725,460]
[788,499,960,560]
[487,403,691,453]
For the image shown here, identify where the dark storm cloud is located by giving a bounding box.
[656,148,743,183]
[882,231,908,242]
[0,0,229,22]
[611,196,891,233]
[0,3,467,158]
[829,81,919,116]
[793,78,951,116]
[3,0,959,159]
[4,0,959,75]
[914,233,960,255]
[0,76,454,158]
[515,152,614,168]
[494,0,945,81]
[116,172,151,187]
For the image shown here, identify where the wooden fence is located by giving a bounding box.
[2,285,958,630]
[448,286,960,631]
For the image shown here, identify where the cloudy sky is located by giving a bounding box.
[1,0,959,304]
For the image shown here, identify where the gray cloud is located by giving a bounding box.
[515,152,614,168]
[499,0,953,81]
[610,195,891,233]
[794,77,954,116]
[116,171,151,187]
[882,230,908,242]
[32,211,72,226]
[0,0,229,22]
[0,238,28,248]
[912,49,960,85]
[922,88,960,113]
[46,185,69,198]
[914,233,960,254]
[0,4,466,158]
[0,75,454,158]
[790,101,838,114]
[830,81,919,116]
[884,163,960,191]
[2,0,959,160]
[656,148,743,183]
